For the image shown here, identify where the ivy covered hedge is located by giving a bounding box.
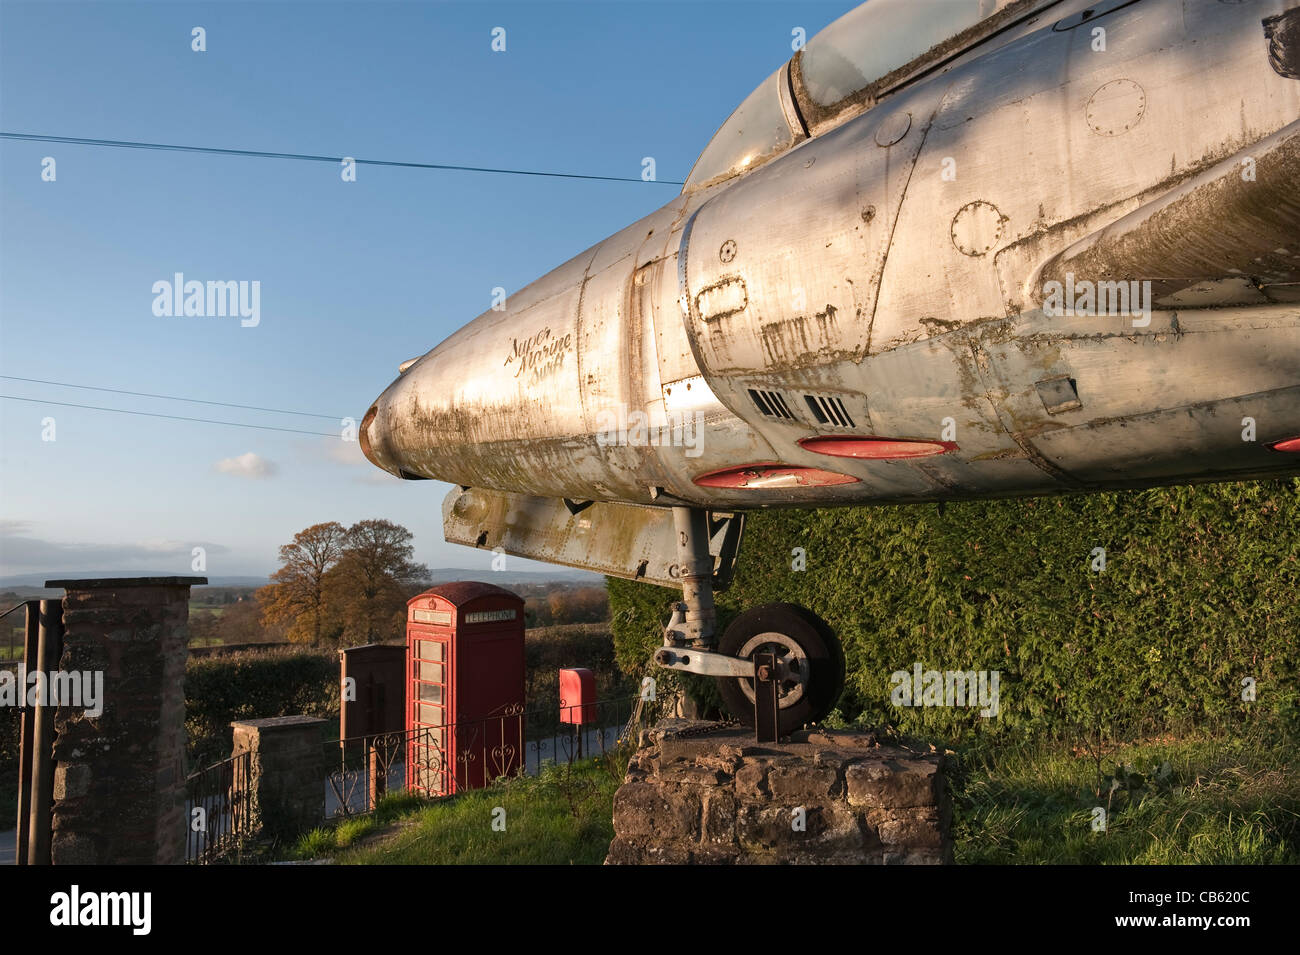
[609,479,1300,742]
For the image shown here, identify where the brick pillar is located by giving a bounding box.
[45,575,206,865]
[231,716,326,841]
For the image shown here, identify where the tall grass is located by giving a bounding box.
[951,720,1299,864]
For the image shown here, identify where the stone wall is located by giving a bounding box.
[607,719,951,864]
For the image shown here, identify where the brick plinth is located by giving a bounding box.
[606,719,952,865]
[231,715,326,841]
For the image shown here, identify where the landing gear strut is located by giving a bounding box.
[654,507,846,737]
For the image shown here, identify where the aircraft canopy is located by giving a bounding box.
[684,0,1026,191]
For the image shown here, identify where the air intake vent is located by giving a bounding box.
[803,394,856,428]
[748,388,796,420]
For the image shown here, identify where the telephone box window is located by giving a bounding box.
[417,661,444,683]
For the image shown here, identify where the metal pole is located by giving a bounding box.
[754,652,780,743]
[26,598,63,866]
[14,601,39,864]
[367,738,385,810]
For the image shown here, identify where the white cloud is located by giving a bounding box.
[325,439,366,466]
[356,470,401,486]
[215,452,277,479]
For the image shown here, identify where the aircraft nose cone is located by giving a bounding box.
[360,381,433,481]
[359,402,387,472]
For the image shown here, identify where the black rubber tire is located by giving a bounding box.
[715,603,845,735]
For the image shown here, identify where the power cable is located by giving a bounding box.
[0,132,685,185]
[0,375,342,420]
[0,395,345,437]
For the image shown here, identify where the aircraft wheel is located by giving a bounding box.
[715,603,845,735]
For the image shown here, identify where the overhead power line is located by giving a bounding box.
[0,375,342,420]
[0,132,686,185]
[0,395,343,437]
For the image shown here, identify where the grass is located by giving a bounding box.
[277,719,1298,866]
[294,756,625,865]
[295,791,430,858]
[951,721,1300,864]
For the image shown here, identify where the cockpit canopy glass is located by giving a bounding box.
[800,0,991,108]
[684,0,1007,192]
[682,67,795,192]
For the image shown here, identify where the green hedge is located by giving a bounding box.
[526,624,636,706]
[608,480,1300,742]
[185,647,339,768]
[5,627,635,792]
[184,628,635,770]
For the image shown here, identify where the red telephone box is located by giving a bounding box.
[406,581,526,796]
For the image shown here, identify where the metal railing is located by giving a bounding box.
[183,693,655,861]
[324,695,639,819]
[185,749,254,864]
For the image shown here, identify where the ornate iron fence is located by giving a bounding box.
[324,695,639,818]
[185,749,253,863]
[184,693,656,861]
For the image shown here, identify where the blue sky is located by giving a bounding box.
[0,0,848,579]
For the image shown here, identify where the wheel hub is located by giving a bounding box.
[735,631,808,707]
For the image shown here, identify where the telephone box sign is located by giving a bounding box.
[412,608,452,625]
[405,581,526,796]
[466,609,517,624]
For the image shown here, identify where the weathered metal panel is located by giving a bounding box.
[1035,119,1300,306]
[442,486,742,589]
[363,0,1300,518]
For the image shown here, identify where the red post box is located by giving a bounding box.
[559,668,597,725]
[406,581,525,796]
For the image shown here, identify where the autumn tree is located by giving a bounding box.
[547,589,571,625]
[566,586,609,623]
[259,521,347,644]
[325,519,429,644]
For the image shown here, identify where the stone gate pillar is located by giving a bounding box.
[230,716,327,841]
[44,576,205,865]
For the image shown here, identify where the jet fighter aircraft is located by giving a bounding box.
[363,0,1300,732]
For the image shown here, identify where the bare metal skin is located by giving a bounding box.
[362,0,1300,590]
